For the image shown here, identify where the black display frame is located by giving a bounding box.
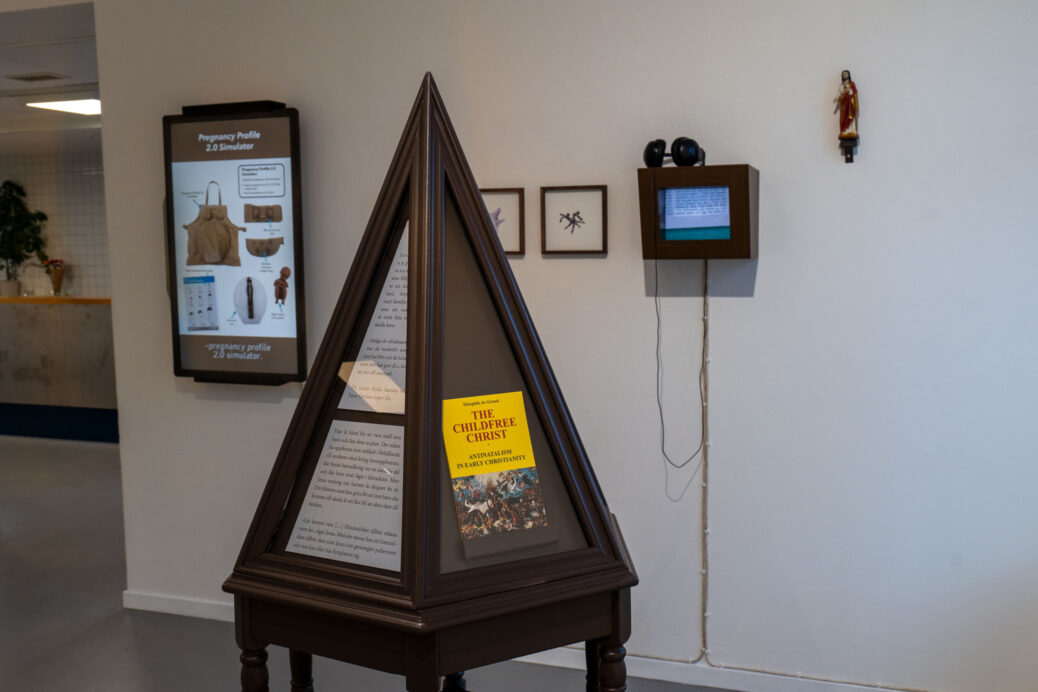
[163,102,307,385]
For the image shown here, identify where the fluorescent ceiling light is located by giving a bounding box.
[25,98,101,115]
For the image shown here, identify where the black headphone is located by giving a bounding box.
[643,137,706,167]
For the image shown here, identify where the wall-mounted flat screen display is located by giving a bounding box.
[658,186,731,241]
[163,104,306,384]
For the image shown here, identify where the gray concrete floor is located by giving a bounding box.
[1,435,722,691]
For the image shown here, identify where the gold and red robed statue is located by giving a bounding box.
[834,69,859,162]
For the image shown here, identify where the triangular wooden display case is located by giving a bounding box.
[224,73,637,692]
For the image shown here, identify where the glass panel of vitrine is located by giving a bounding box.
[273,221,409,572]
[439,194,588,574]
[338,224,409,414]
[285,419,404,570]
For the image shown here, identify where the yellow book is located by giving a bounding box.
[442,391,549,542]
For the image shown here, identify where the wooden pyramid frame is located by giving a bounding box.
[224,73,637,692]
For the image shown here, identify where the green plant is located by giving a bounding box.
[0,180,48,281]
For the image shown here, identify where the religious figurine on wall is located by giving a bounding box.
[834,69,859,162]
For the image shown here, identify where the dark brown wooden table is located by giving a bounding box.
[235,587,630,692]
[226,74,637,692]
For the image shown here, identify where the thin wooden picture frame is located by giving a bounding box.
[540,185,607,256]
[480,187,525,256]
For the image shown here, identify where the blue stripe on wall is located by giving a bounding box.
[0,403,118,443]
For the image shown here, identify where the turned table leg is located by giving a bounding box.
[585,641,600,692]
[442,671,466,691]
[598,636,627,692]
[289,650,314,692]
[405,671,440,692]
[240,648,269,692]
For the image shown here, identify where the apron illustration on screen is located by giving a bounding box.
[184,181,246,266]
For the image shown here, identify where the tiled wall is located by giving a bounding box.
[0,153,110,297]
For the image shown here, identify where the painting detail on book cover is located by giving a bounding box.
[451,468,548,539]
[442,390,548,541]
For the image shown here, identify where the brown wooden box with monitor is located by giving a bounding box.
[223,74,637,692]
[638,164,759,260]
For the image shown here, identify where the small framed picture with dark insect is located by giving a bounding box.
[541,185,607,255]
[480,187,525,256]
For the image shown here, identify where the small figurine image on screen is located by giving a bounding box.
[657,186,731,241]
[273,266,290,307]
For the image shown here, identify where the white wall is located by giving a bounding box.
[7,0,1037,690]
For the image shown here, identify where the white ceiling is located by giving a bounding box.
[0,3,101,156]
